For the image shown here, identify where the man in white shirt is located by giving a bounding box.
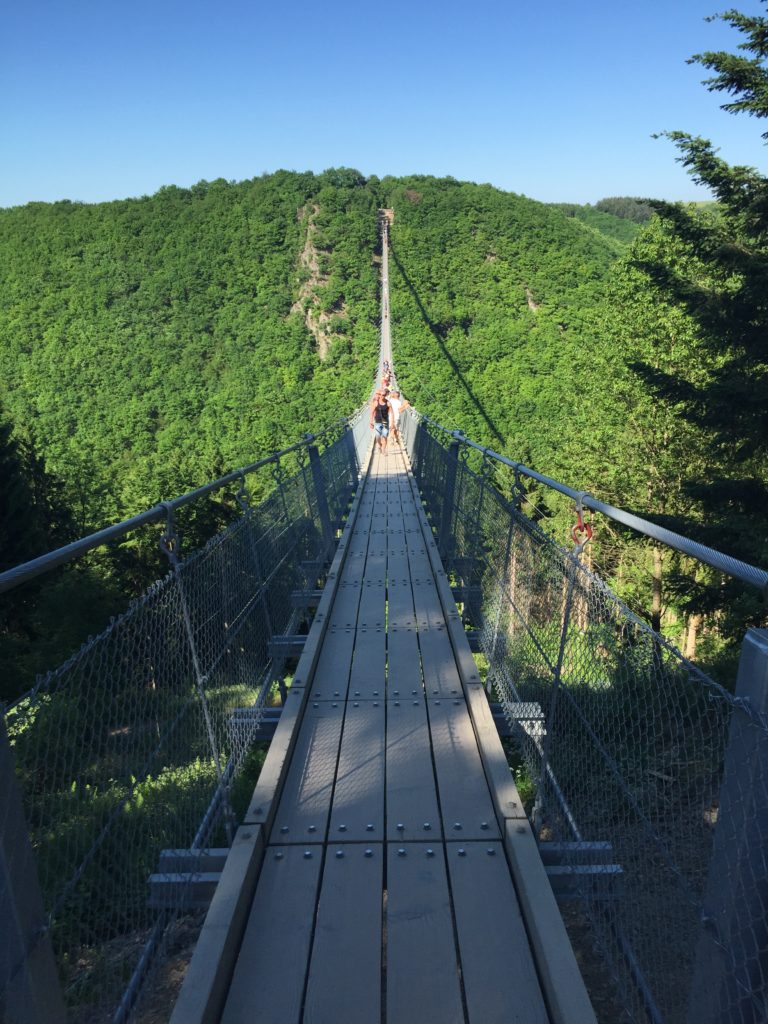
[388,390,409,446]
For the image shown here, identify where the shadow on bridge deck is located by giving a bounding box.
[170,442,596,1024]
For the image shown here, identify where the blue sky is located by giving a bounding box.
[2,0,766,208]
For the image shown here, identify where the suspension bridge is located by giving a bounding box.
[2,214,768,1024]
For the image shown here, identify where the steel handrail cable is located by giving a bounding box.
[416,411,768,594]
[0,412,361,597]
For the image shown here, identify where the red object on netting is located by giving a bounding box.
[571,507,593,546]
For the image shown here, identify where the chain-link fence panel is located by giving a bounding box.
[0,420,365,1023]
[404,408,768,1024]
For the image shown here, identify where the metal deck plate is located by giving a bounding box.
[328,700,386,841]
[347,622,386,699]
[310,628,356,700]
[386,842,465,1024]
[303,844,383,1024]
[387,575,416,627]
[418,626,463,697]
[386,698,442,840]
[271,700,345,841]
[427,698,501,839]
[387,623,422,693]
[411,573,453,631]
[446,842,548,1023]
[221,844,322,1024]
[327,581,363,627]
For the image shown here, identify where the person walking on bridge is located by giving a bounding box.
[370,388,392,456]
[388,389,409,447]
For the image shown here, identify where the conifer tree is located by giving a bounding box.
[0,415,45,572]
[633,4,768,579]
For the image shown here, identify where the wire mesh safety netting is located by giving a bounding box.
[402,409,768,1024]
[0,419,370,1024]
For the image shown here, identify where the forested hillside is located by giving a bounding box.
[384,174,766,677]
[0,169,383,693]
[385,176,621,463]
[0,169,380,535]
[1,154,765,695]
[0,171,628,559]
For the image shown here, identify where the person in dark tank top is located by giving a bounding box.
[369,389,392,455]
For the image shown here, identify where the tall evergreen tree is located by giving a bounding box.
[0,414,46,571]
[632,4,768,580]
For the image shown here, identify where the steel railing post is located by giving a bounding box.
[486,514,516,695]
[687,627,768,1023]
[438,440,461,561]
[533,556,579,828]
[159,511,236,846]
[308,445,334,556]
[0,717,66,1023]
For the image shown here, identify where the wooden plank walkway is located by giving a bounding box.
[172,441,597,1024]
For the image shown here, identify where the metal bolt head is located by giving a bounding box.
[336,850,344,858]
[458,848,466,857]
[453,822,462,830]
[398,848,406,857]
[308,825,317,833]
[427,848,434,857]
[304,850,312,859]
[397,823,404,831]
[366,823,374,831]
[275,851,284,860]
[339,824,347,832]
[280,825,289,833]
[487,848,495,856]
[365,849,373,858]
[481,822,489,830]
[423,823,431,830]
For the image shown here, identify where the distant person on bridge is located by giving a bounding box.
[370,388,392,455]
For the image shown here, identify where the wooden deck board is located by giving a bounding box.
[427,697,501,840]
[418,625,464,697]
[328,700,386,841]
[386,842,465,1024]
[386,697,442,840]
[347,622,387,699]
[303,844,383,1024]
[221,844,322,1024]
[310,627,356,700]
[271,701,345,842]
[447,842,548,1024]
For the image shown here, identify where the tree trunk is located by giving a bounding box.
[684,613,703,661]
[651,545,663,634]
